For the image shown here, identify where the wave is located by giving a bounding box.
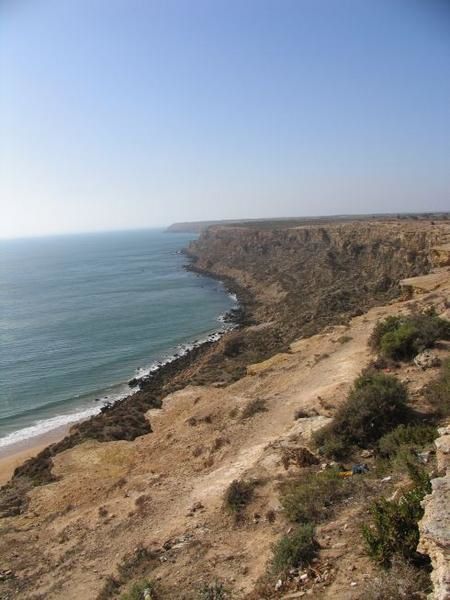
[0,383,138,450]
[0,407,101,449]
[0,287,240,451]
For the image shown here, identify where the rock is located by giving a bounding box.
[360,449,373,458]
[414,350,441,370]
[417,451,432,464]
[418,426,450,600]
[381,476,392,483]
[275,579,283,591]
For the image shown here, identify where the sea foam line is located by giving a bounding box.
[0,293,239,450]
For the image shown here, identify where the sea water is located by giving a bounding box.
[0,229,235,450]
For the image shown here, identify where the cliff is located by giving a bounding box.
[187,221,443,338]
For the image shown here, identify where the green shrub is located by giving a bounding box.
[425,357,450,417]
[280,468,352,523]
[362,468,431,567]
[314,372,410,458]
[120,580,158,600]
[224,479,255,516]
[377,424,437,459]
[370,314,450,361]
[271,523,318,575]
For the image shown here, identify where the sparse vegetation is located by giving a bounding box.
[314,372,410,458]
[241,398,267,419]
[120,580,158,600]
[198,582,228,599]
[280,468,354,523]
[97,545,159,599]
[362,465,431,567]
[270,523,318,575]
[224,479,255,517]
[360,557,431,599]
[424,357,450,417]
[337,335,353,344]
[370,313,450,361]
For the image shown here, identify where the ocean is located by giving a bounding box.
[0,229,235,451]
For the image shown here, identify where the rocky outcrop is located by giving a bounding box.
[432,244,450,267]
[418,425,450,600]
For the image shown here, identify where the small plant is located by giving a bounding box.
[280,468,353,523]
[360,556,431,599]
[377,424,437,459]
[120,580,158,600]
[224,479,255,517]
[241,398,267,419]
[370,313,450,361]
[270,523,318,574]
[314,372,410,458]
[198,581,228,599]
[424,357,450,417]
[337,335,353,344]
[362,467,431,567]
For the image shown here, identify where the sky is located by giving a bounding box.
[1,0,449,238]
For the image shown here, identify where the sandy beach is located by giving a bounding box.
[0,425,69,485]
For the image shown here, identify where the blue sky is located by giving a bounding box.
[1,0,449,237]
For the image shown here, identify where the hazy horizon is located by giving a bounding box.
[1,0,449,239]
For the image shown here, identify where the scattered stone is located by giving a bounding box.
[414,350,441,370]
[381,476,392,483]
[275,579,283,591]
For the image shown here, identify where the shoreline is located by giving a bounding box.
[0,425,70,485]
[0,260,243,486]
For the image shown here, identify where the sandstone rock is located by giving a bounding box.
[418,426,450,600]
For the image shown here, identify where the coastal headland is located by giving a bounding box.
[0,216,449,599]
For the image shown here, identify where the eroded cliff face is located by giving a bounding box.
[188,221,443,339]
[418,425,450,600]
